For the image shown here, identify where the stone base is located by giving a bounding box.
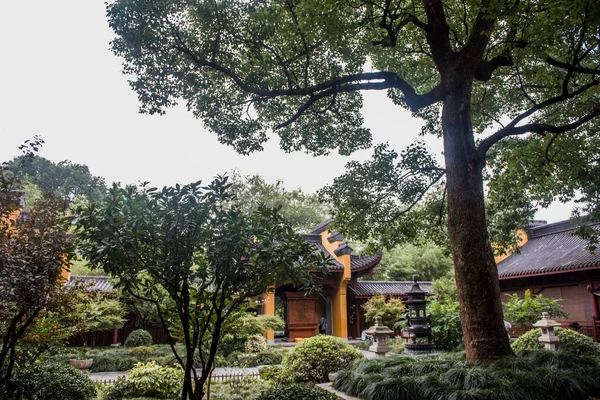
[404,342,435,355]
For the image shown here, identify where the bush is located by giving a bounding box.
[125,329,153,347]
[334,351,600,400]
[210,380,270,400]
[281,335,364,383]
[92,349,138,372]
[363,295,405,330]
[512,327,600,357]
[503,289,568,330]
[245,335,268,353]
[126,361,183,398]
[386,337,405,353]
[131,345,155,360]
[428,298,463,351]
[0,362,96,400]
[257,384,338,400]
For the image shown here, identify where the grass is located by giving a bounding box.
[334,350,600,400]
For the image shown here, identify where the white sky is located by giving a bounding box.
[0,1,573,223]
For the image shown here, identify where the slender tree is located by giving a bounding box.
[73,177,330,400]
[106,0,600,363]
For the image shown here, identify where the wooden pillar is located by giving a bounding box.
[112,328,119,346]
[263,291,276,344]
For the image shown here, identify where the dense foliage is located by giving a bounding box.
[256,384,338,400]
[362,295,405,330]
[335,351,600,400]
[0,362,96,400]
[1,140,76,383]
[512,327,600,357]
[74,177,331,399]
[210,379,270,400]
[365,243,452,281]
[428,298,463,351]
[503,290,568,330]
[281,335,364,383]
[125,329,153,348]
[78,296,126,347]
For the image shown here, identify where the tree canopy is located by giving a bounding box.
[73,177,331,400]
[107,0,600,363]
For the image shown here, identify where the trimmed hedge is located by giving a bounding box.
[512,327,600,357]
[125,329,153,347]
[282,335,364,383]
[0,362,96,400]
[257,384,338,400]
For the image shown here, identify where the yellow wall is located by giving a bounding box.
[321,231,350,340]
[262,290,276,343]
[494,229,528,264]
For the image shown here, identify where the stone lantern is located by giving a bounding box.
[533,312,560,351]
[365,316,394,356]
[404,275,435,354]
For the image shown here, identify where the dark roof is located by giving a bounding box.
[351,254,382,271]
[311,218,333,234]
[67,275,114,292]
[350,281,432,297]
[497,220,600,278]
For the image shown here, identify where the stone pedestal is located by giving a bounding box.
[533,312,561,351]
[365,317,394,356]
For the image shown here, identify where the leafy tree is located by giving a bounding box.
[73,177,330,400]
[107,0,600,363]
[77,297,126,347]
[0,193,75,384]
[365,242,452,281]
[363,295,405,330]
[7,155,107,203]
[229,172,329,232]
[503,289,568,330]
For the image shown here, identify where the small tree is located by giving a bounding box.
[363,295,405,330]
[74,177,330,400]
[78,296,126,348]
[503,290,568,330]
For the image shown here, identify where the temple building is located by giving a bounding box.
[260,219,431,342]
[496,219,600,340]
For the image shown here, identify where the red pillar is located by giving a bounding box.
[112,328,119,345]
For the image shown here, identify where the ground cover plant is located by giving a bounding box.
[334,350,600,400]
[256,384,338,400]
[512,327,600,357]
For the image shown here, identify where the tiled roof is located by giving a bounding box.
[67,275,114,292]
[311,218,334,234]
[350,254,382,271]
[497,220,600,278]
[350,281,432,297]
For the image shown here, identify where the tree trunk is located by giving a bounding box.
[442,82,513,363]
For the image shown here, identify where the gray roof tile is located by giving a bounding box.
[350,281,432,297]
[67,275,114,292]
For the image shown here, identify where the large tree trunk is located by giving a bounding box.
[442,81,513,363]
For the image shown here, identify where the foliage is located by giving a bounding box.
[126,362,184,399]
[245,335,268,354]
[512,327,600,357]
[88,345,179,372]
[256,315,285,332]
[503,290,568,330]
[125,329,154,348]
[256,384,338,400]
[209,379,270,400]
[366,243,452,281]
[281,335,364,383]
[6,155,107,203]
[335,351,600,400]
[227,347,289,368]
[107,0,600,364]
[78,297,126,347]
[0,138,77,383]
[74,177,331,399]
[428,298,463,351]
[0,362,96,400]
[362,295,405,330]
[229,172,329,233]
[131,346,155,361]
[386,337,406,354]
[429,277,459,304]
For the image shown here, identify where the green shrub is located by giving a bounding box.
[386,337,405,353]
[131,345,155,360]
[281,335,364,383]
[126,361,183,398]
[334,351,600,400]
[512,327,600,357]
[125,329,154,347]
[92,349,138,372]
[259,366,284,382]
[503,290,568,330]
[428,298,463,351]
[210,379,270,400]
[363,295,406,330]
[257,384,338,400]
[0,362,96,400]
[245,335,268,353]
